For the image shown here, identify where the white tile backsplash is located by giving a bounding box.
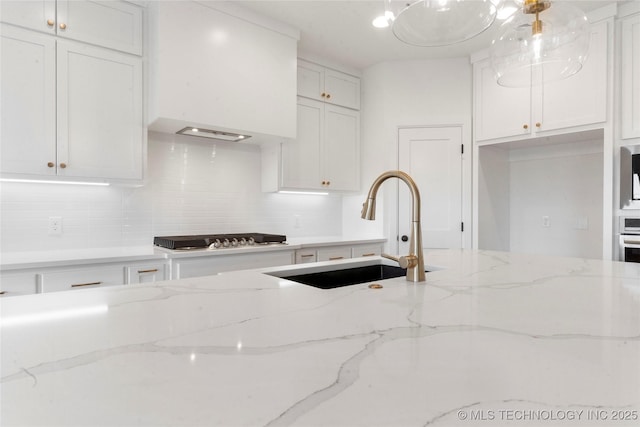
[0,132,342,253]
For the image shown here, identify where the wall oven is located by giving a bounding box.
[619,217,640,263]
[620,144,640,209]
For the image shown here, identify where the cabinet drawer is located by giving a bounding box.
[352,243,383,258]
[40,266,124,293]
[0,272,38,297]
[126,262,168,284]
[295,250,317,264]
[317,246,351,262]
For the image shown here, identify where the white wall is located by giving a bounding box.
[509,141,604,258]
[0,132,342,253]
[343,58,473,251]
[478,139,604,259]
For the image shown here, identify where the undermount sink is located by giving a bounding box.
[265,258,432,289]
[280,264,408,289]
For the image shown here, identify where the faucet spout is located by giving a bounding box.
[361,170,426,282]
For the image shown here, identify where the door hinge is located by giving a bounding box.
[461,144,464,154]
[461,222,464,232]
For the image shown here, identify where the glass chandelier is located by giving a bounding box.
[489,0,590,87]
[385,0,503,47]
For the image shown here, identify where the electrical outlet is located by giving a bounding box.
[48,216,63,235]
[542,216,551,228]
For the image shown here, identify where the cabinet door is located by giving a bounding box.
[297,60,324,102]
[57,40,143,180]
[297,59,360,110]
[281,98,323,189]
[0,25,56,175]
[57,0,142,55]
[621,14,640,139]
[473,58,532,142]
[323,105,360,191]
[539,20,608,132]
[324,68,360,110]
[0,1,56,34]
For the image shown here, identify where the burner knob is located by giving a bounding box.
[231,238,239,247]
[222,239,230,248]
[210,239,222,249]
[248,237,255,245]
[239,238,247,246]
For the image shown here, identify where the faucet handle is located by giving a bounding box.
[398,255,418,269]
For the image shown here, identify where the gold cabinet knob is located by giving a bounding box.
[321,92,326,98]
[523,124,529,130]
[321,180,326,186]
[535,122,541,128]
[59,162,67,169]
[59,23,67,30]
[47,162,54,168]
[326,180,330,186]
[47,19,55,27]
[326,93,331,99]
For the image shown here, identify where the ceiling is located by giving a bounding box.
[236,0,622,71]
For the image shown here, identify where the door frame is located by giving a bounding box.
[387,122,472,255]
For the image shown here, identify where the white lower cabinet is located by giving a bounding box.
[40,265,124,293]
[126,262,169,284]
[317,246,352,262]
[0,272,38,297]
[352,243,384,258]
[172,251,295,280]
[294,242,384,264]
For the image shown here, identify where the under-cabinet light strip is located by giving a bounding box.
[278,191,329,196]
[0,178,110,186]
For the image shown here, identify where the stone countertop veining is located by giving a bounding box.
[1,249,639,426]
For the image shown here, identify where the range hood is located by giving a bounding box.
[176,127,251,142]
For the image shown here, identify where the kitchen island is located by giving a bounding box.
[1,249,639,426]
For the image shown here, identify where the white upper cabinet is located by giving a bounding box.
[620,12,640,139]
[147,1,298,141]
[278,98,360,191]
[0,0,142,55]
[473,19,610,143]
[298,59,361,110]
[0,26,56,176]
[0,0,144,182]
[56,40,143,180]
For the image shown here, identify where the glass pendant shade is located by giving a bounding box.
[490,0,590,87]
[386,0,502,47]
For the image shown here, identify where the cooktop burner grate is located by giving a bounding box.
[154,233,287,250]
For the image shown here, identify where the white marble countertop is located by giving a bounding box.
[0,237,387,268]
[1,249,639,426]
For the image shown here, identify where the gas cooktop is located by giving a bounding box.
[154,233,287,250]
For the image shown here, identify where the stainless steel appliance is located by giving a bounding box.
[619,217,640,263]
[620,144,640,209]
[154,233,286,251]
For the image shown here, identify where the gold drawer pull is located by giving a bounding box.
[300,254,315,258]
[137,269,158,274]
[361,253,376,257]
[329,256,344,261]
[0,291,6,295]
[59,23,67,30]
[71,281,102,288]
[59,162,67,169]
[47,19,55,27]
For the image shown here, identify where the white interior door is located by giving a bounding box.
[398,127,463,251]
